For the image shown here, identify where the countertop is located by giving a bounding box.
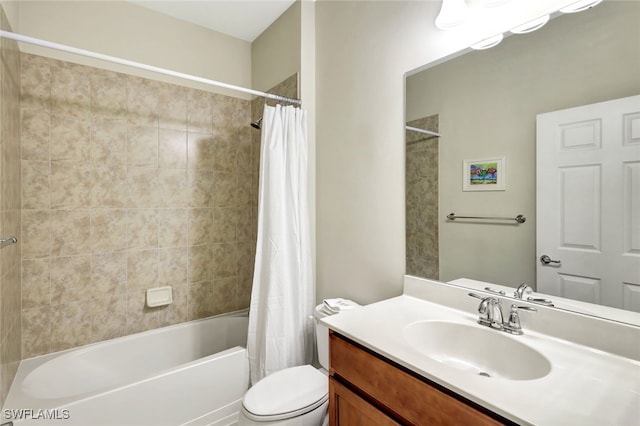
[321,294,640,426]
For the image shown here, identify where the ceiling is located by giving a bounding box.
[129,0,297,42]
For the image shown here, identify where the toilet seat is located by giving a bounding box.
[242,365,328,422]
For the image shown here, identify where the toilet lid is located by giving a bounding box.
[243,365,328,421]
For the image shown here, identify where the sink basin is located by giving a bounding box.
[403,321,551,380]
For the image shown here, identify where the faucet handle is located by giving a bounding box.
[468,293,491,323]
[504,304,537,335]
[484,286,506,296]
[469,294,503,329]
[514,283,533,299]
[468,292,485,300]
[486,298,504,330]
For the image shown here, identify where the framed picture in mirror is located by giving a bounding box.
[462,156,505,191]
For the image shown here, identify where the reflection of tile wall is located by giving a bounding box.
[19,53,257,358]
[0,7,22,406]
[406,115,439,280]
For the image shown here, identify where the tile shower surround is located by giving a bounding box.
[18,55,301,359]
[406,115,439,280]
[0,8,22,406]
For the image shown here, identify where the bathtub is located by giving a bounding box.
[3,310,250,426]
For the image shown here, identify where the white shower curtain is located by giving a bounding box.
[247,104,314,385]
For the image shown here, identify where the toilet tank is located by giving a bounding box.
[315,320,330,370]
[313,300,360,370]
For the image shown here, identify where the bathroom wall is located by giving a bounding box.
[12,0,305,361]
[405,115,439,281]
[315,1,446,304]
[0,0,17,31]
[0,4,21,406]
[19,53,256,358]
[251,0,301,93]
[18,1,251,98]
[314,0,638,304]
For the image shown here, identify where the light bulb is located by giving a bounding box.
[478,0,511,7]
[510,15,550,34]
[435,0,468,29]
[470,33,504,50]
[559,0,603,13]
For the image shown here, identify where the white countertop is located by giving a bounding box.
[321,294,640,426]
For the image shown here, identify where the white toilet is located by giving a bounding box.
[238,300,360,426]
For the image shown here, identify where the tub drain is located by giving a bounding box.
[478,372,491,377]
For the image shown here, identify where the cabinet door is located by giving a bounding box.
[330,332,507,425]
[329,377,400,426]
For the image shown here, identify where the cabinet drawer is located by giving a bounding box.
[329,332,505,426]
[330,377,400,426]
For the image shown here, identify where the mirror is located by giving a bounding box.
[405,1,640,325]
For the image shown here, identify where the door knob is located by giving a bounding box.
[540,255,561,265]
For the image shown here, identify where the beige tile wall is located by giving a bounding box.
[20,53,261,358]
[0,7,22,406]
[406,115,439,280]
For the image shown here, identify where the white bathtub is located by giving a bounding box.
[3,310,250,426]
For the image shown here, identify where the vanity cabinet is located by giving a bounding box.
[329,377,400,425]
[328,331,511,426]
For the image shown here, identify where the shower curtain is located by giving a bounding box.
[247,104,314,385]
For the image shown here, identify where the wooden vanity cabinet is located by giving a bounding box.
[328,331,512,426]
[329,378,400,426]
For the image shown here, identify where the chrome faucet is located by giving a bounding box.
[514,283,555,306]
[474,295,504,330]
[469,293,536,335]
[514,283,533,299]
[504,304,537,335]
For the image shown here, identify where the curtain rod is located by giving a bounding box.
[0,30,301,106]
[405,126,442,137]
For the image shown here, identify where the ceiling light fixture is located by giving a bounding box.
[510,14,551,34]
[470,33,504,50]
[435,0,603,51]
[559,0,603,13]
[435,0,468,29]
[477,0,511,7]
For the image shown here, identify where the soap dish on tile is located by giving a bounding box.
[146,286,173,307]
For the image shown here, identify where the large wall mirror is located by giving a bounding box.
[405,0,640,324]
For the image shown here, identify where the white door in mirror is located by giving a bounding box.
[536,95,640,311]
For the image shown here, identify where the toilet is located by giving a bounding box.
[238,299,360,425]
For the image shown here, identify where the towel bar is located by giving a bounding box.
[446,213,526,224]
[0,236,17,248]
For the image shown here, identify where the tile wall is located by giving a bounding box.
[0,7,22,406]
[406,115,439,280]
[19,53,262,358]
